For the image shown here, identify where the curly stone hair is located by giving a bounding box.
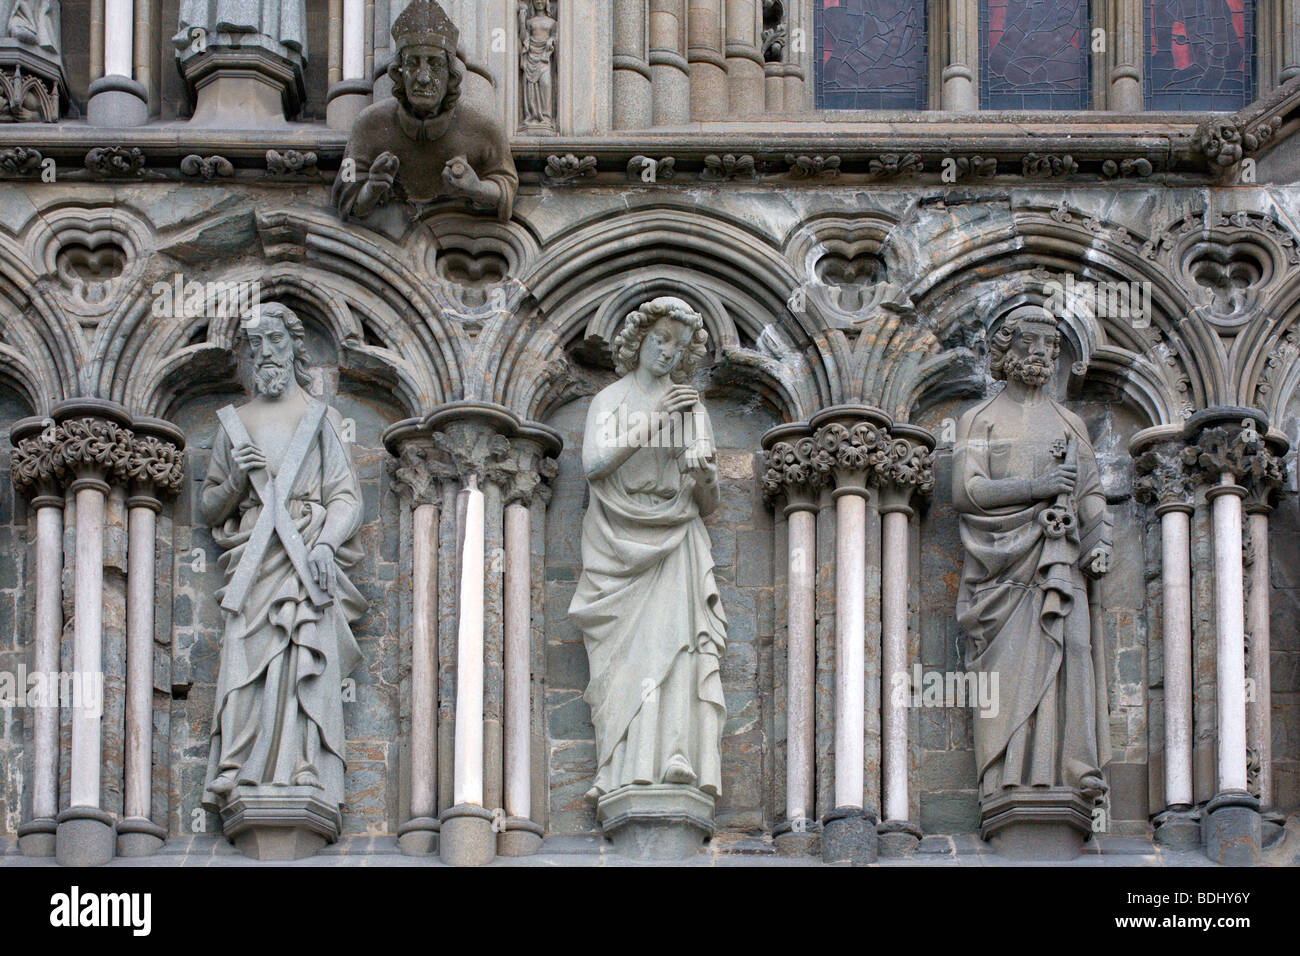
[240,301,314,388]
[989,305,1061,382]
[611,297,710,383]
[389,48,464,115]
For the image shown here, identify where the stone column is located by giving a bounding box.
[650,0,690,124]
[1186,411,1271,865]
[941,0,977,110]
[687,0,728,119]
[1132,436,1198,848]
[876,426,935,857]
[50,399,134,866]
[117,418,185,857]
[88,0,147,125]
[498,430,559,856]
[385,422,454,856]
[1108,0,1143,110]
[1281,0,1300,83]
[10,418,65,856]
[328,0,374,129]
[725,0,765,114]
[809,405,893,865]
[762,425,825,856]
[612,0,653,128]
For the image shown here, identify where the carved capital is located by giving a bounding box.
[125,434,187,499]
[10,420,62,499]
[875,432,936,511]
[501,438,559,507]
[813,419,889,495]
[1133,442,1194,512]
[432,425,514,489]
[388,439,458,507]
[762,435,828,510]
[1186,421,1279,496]
[52,417,134,485]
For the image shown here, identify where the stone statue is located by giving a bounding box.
[518,0,556,132]
[3,0,58,51]
[333,0,518,220]
[952,305,1112,831]
[568,297,727,854]
[0,0,63,122]
[199,303,366,857]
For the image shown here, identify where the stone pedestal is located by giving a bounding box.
[396,815,440,856]
[180,44,305,128]
[116,817,167,857]
[86,75,148,127]
[821,807,878,865]
[327,79,373,131]
[219,786,342,861]
[16,817,56,857]
[1203,790,1261,866]
[598,784,715,860]
[980,788,1094,861]
[877,819,923,858]
[497,816,544,857]
[1152,806,1201,849]
[439,803,496,867]
[55,806,116,866]
[772,818,820,857]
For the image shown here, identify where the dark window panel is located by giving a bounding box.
[980,0,1090,110]
[1143,0,1255,111]
[815,0,928,111]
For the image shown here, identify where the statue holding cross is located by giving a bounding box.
[199,302,366,831]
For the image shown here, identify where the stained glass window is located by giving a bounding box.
[1144,0,1255,111]
[979,0,1090,110]
[815,0,928,110]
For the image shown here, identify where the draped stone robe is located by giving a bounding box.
[568,378,728,798]
[199,399,365,813]
[952,394,1112,799]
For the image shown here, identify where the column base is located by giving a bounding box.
[396,815,440,856]
[180,43,304,128]
[877,819,923,858]
[980,787,1093,861]
[772,818,820,857]
[219,785,341,861]
[55,806,116,866]
[1152,806,1202,849]
[597,784,715,860]
[1203,790,1260,866]
[115,817,167,857]
[439,804,496,866]
[497,816,544,857]
[326,79,373,131]
[86,75,148,128]
[821,807,878,865]
[16,817,56,857]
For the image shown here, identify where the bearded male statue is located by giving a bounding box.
[332,0,518,220]
[199,302,366,858]
[952,305,1113,852]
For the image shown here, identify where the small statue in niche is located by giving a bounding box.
[199,303,366,831]
[332,0,518,221]
[568,297,728,805]
[518,0,556,132]
[952,306,1112,811]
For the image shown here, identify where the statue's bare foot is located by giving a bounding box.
[209,772,236,797]
[663,755,697,786]
[293,768,322,789]
[1079,773,1106,802]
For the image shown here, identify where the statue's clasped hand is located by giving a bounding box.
[364,152,400,199]
[232,441,267,490]
[442,154,484,200]
[308,543,338,595]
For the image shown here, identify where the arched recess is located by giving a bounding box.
[0,236,82,412]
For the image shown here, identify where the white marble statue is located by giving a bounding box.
[568,297,728,800]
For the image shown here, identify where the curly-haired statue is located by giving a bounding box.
[568,296,728,856]
[332,0,518,220]
[953,304,1113,857]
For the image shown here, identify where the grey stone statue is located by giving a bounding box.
[953,305,1112,815]
[518,0,556,132]
[0,0,63,122]
[175,0,307,58]
[333,0,518,220]
[199,303,366,851]
[568,297,728,817]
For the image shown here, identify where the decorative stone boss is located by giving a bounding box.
[952,305,1113,856]
[568,297,728,857]
[332,0,518,220]
[199,302,367,861]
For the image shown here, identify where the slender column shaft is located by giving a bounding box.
[124,502,157,820]
[104,0,134,78]
[688,0,727,118]
[90,0,104,80]
[453,481,486,807]
[880,509,910,823]
[31,502,63,823]
[133,0,152,108]
[1109,0,1143,110]
[1210,478,1248,793]
[1247,512,1272,808]
[942,0,977,110]
[725,0,765,113]
[411,502,439,820]
[504,501,532,819]
[612,0,652,128]
[344,0,366,79]
[786,507,816,822]
[328,0,343,86]
[1282,0,1300,83]
[70,480,107,810]
[833,492,866,809]
[650,0,690,125]
[1161,508,1194,808]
